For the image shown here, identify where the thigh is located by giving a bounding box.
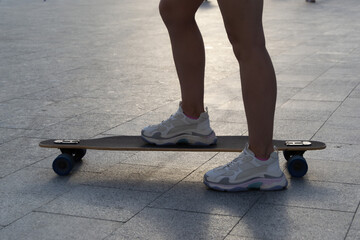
[217,0,264,45]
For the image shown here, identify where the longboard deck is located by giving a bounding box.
[39,135,326,177]
[39,135,326,152]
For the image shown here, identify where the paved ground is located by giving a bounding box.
[1,0,360,239]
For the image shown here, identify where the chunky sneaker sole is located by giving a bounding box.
[141,131,217,146]
[203,173,288,192]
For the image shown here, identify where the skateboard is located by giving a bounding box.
[39,136,326,178]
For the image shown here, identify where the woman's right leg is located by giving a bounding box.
[141,0,216,146]
[159,0,205,118]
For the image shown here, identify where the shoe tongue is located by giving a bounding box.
[177,104,184,116]
[244,145,255,157]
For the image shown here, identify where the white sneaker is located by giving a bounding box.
[204,145,288,191]
[141,103,217,145]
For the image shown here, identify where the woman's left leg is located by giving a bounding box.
[217,0,277,159]
[203,0,287,191]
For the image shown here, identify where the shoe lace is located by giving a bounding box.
[225,151,249,169]
[150,112,178,129]
[161,114,177,127]
[225,156,241,169]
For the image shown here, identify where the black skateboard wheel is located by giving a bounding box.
[287,155,308,178]
[52,153,75,176]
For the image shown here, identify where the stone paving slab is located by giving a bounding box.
[121,151,216,170]
[150,181,262,217]
[105,207,239,240]
[229,204,353,240]
[34,150,135,174]
[275,99,341,122]
[307,142,360,162]
[69,163,193,193]
[38,185,160,222]
[303,159,360,184]
[0,115,68,130]
[0,128,33,145]
[346,230,360,240]
[273,119,324,140]
[0,212,122,240]
[0,138,53,177]
[261,179,360,212]
[1,0,360,239]
[314,127,360,145]
[346,208,360,240]
[0,167,76,226]
[349,85,360,98]
[334,98,360,118]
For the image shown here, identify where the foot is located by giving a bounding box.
[203,145,288,191]
[141,103,217,145]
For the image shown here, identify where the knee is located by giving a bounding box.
[226,29,267,62]
[159,0,195,28]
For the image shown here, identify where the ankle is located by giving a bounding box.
[248,144,274,160]
[181,103,204,119]
[184,111,199,120]
[256,156,269,161]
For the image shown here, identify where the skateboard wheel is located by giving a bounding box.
[287,155,308,178]
[52,153,75,176]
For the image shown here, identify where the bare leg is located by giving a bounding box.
[159,0,205,118]
[217,0,277,159]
